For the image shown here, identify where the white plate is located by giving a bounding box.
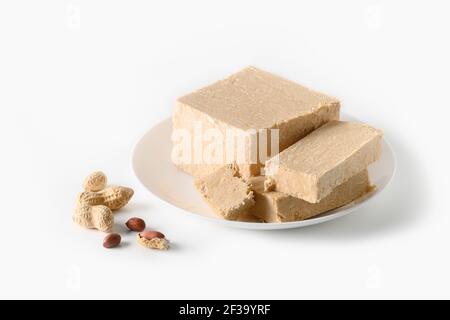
[131,114,396,230]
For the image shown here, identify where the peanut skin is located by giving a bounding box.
[73,205,114,232]
[125,217,146,232]
[78,186,134,210]
[103,233,121,248]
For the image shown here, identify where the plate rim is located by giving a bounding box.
[131,115,396,230]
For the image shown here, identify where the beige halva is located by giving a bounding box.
[172,66,382,222]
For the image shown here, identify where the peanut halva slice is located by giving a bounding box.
[194,164,255,220]
[247,170,372,223]
[173,66,340,178]
[265,121,382,203]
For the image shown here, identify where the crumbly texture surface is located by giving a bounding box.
[266,121,382,203]
[176,163,260,180]
[247,170,372,222]
[264,177,276,192]
[194,164,255,220]
[236,211,263,223]
[177,66,339,131]
[172,66,340,178]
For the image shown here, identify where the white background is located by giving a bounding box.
[0,0,448,299]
